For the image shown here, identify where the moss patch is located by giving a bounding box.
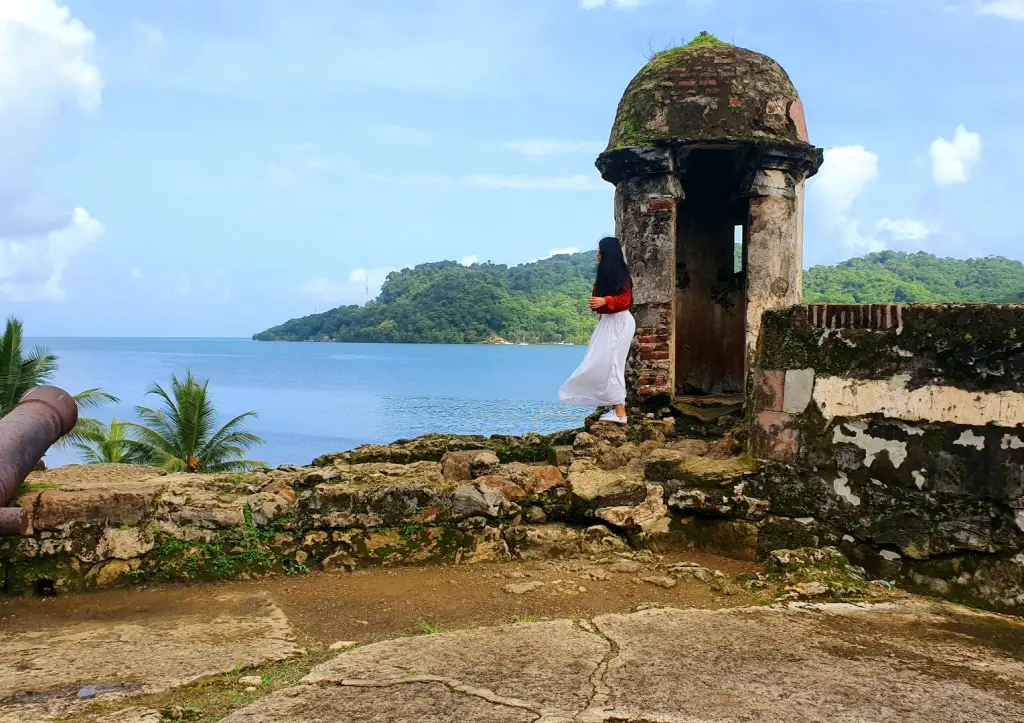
[765,546,870,599]
[60,650,333,723]
[640,33,733,77]
[685,31,729,49]
[760,305,1024,392]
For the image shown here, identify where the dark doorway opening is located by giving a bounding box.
[674,146,750,396]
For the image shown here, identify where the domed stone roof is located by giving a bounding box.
[605,33,811,152]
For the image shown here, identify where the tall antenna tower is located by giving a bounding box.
[364,276,369,305]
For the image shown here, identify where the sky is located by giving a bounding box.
[2,0,1022,337]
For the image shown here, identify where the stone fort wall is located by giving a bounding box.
[750,303,1024,613]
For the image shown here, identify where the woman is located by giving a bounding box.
[559,236,635,424]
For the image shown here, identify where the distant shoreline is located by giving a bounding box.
[254,250,1024,345]
[254,339,584,346]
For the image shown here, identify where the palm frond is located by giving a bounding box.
[133,405,176,438]
[24,345,58,383]
[140,447,189,473]
[53,417,106,450]
[198,411,263,458]
[129,369,265,473]
[204,458,268,473]
[174,372,216,462]
[72,442,105,465]
[0,318,25,414]
[0,318,58,416]
[146,379,184,428]
[124,421,182,460]
[68,417,141,464]
[73,389,120,409]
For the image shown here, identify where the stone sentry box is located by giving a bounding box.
[596,34,822,403]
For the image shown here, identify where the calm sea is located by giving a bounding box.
[29,338,590,469]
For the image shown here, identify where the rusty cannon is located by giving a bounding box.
[0,387,78,535]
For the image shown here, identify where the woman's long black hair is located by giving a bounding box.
[594,236,631,297]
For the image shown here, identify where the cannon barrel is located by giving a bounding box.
[0,387,78,535]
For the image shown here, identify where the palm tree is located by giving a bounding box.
[72,417,145,464]
[126,371,265,472]
[0,317,118,448]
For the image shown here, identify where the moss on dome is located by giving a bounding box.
[684,31,730,49]
[605,37,809,152]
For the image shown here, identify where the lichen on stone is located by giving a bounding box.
[764,546,870,599]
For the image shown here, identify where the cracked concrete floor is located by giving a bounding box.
[0,591,300,723]
[4,558,1024,722]
[221,601,1024,723]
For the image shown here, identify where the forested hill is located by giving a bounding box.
[254,250,1024,343]
[255,253,600,344]
[804,251,1024,305]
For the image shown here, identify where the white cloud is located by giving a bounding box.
[875,218,933,242]
[548,247,580,257]
[299,268,393,305]
[810,146,934,255]
[810,146,879,219]
[929,125,981,186]
[836,219,885,254]
[464,174,606,191]
[462,255,478,266]
[502,140,604,157]
[978,0,1024,20]
[130,269,144,280]
[833,217,935,255]
[132,20,165,50]
[0,0,104,301]
[377,124,431,147]
[838,217,937,255]
[0,207,103,301]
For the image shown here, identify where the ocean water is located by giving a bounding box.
[29,338,590,469]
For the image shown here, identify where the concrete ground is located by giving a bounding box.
[2,555,1023,722]
[230,602,1024,723]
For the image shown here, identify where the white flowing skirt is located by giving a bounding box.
[559,310,636,407]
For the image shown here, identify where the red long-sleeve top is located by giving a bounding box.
[593,283,632,314]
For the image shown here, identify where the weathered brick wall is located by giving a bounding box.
[749,303,1024,613]
[615,173,678,401]
[630,304,672,400]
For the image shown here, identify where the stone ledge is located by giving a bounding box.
[6,427,1024,619]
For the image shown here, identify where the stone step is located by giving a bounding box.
[673,394,745,408]
[672,398,745,422]
[645,450,758,487]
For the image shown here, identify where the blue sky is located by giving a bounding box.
[2,0,1022,337]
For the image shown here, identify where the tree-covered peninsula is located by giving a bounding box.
[256,253,600,344]
[254,250,1024,343]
